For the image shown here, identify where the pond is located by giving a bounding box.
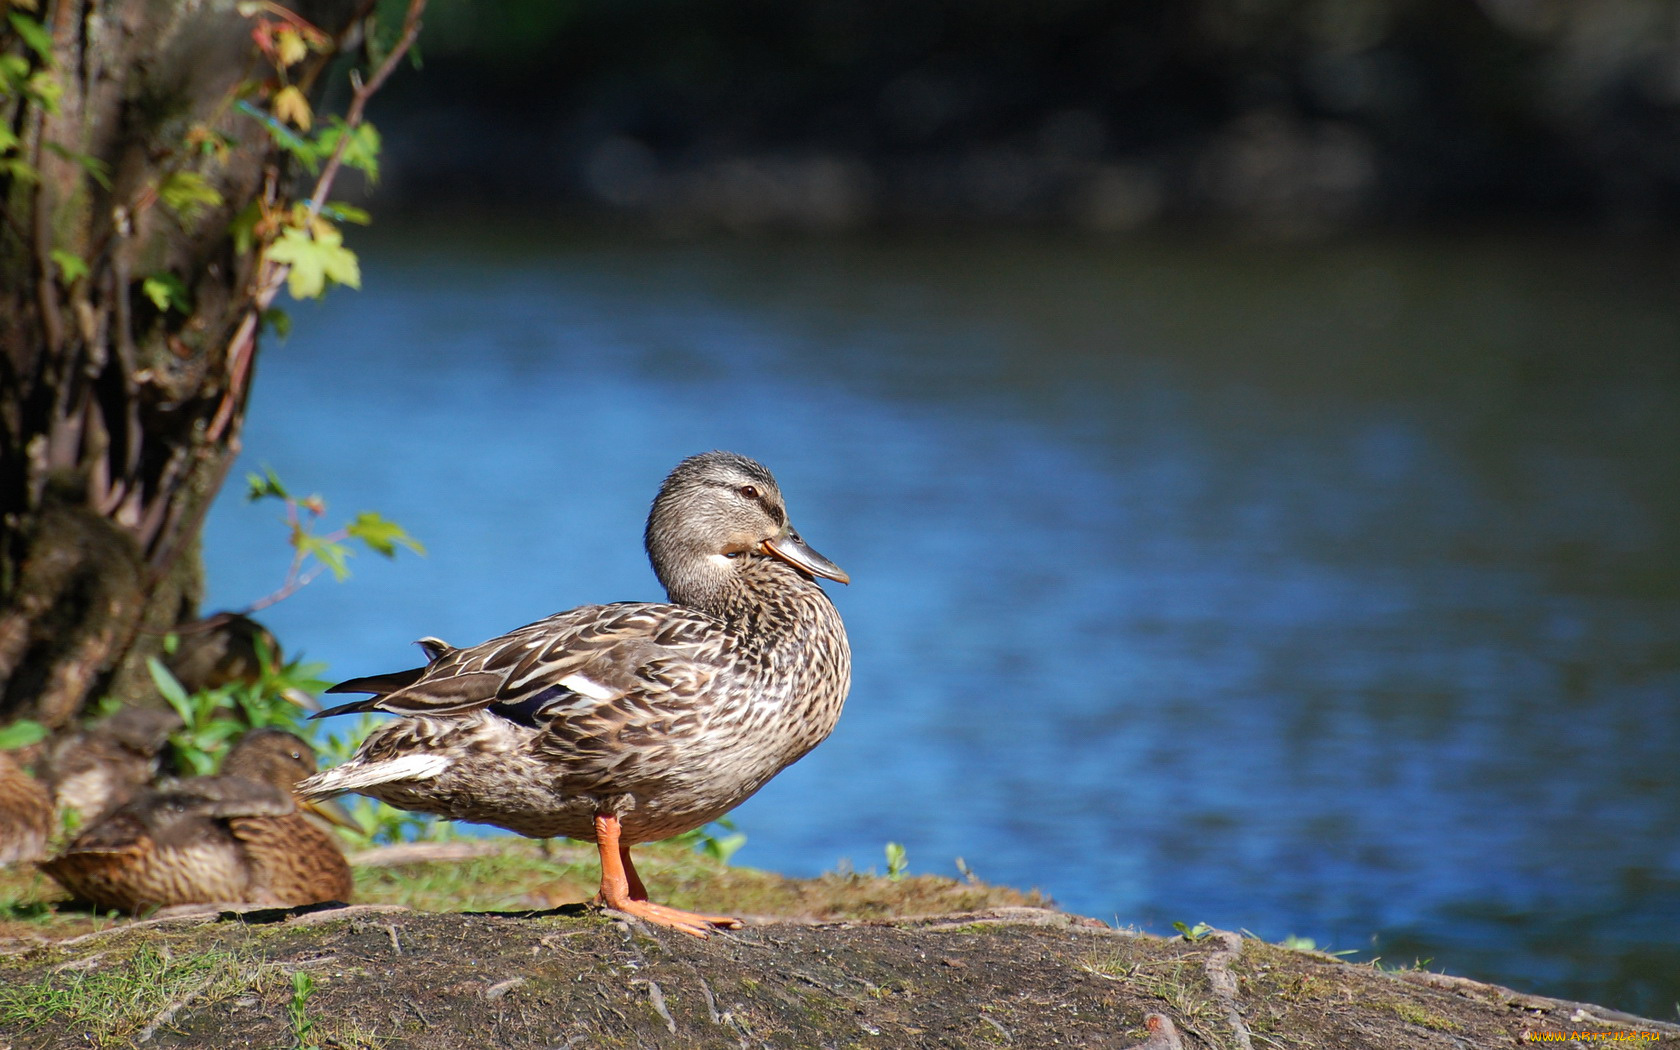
[204,227,1680,1018]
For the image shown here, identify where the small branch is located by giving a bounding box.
[249,0,427,314]
[634,979,678,1035]
[1118,1014,1185,1050]
[1203,930,1255,1050]
[135,970,218,1043]
[305,0,425,226]
[239,563,325,615]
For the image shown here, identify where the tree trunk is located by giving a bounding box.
[0,0,365,728]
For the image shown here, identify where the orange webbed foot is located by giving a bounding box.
[595,896,743,938]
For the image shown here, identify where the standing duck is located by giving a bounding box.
[42,728,355,912]
[298,451,851,936]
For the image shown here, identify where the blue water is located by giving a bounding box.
[204,229,1680,1018]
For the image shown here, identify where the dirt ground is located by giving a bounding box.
[2,842,1678,1049]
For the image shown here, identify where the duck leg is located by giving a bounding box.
[619,845,648,901]
[592,814,742,937]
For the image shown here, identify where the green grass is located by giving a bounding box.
[1390,1000,1462,1031]
[350,840,601,911]
[0,943,273,1046]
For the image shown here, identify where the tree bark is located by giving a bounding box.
[0,0,365,728]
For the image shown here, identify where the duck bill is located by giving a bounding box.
[762,528,850,584]
[300,795,363,833]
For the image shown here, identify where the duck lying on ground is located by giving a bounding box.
[0,751,51,866]
[43,729,356,912]
[40,705,181,826]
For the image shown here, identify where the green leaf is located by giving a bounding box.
[297,533,352,580]
[140,273,190,313]
[228,199,263,256]
[48,248,87,284]
[147,657,192,718]
[0,719,48,750]
[7,12,54,61]
[24,69,61,113]
[261,307,292,340]
[43,142,110,188]
[0,124,18,154]
[316,119,381,182]
[321,200,371,225]
[245,466,291,502]
[234,99,321,172]
[885,841,908,879]
[345,511,424,558]
[1,157,41,184]
[265,222,360,300]
[1173,921,1214,942]
[700,831,747,864]
[157,171,224,223]
[0,54,31,92]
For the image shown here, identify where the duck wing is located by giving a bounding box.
[313,602,728,724]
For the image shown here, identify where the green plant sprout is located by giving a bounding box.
[287,969,321,1050]
[1173,921,1215,942]
[146,646,333,776]
[244,468,424,610]
[885,841,908,879]
[672,818,747,864]
[0,720,47,751]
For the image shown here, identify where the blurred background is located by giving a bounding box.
[208,0,1677,1019]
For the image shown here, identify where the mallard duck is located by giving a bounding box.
[165,612,282,693]
[0,751,52,865]
[298,451,851,936]
[42,728,355,912]
[40,706,181,824]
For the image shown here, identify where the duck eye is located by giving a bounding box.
[738,485,758,500]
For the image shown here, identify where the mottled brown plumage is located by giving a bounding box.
[165,612,282,693]
[299,451,851,935]
[0,752,52,866]
[40,706,181,824]
[42,729,353,912]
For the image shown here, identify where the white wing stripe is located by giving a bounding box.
[558,673,620,701]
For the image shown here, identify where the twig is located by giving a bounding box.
[302,0,425,228]
[690,970,724,1024]
[242,0,428,316]
[485,977,526,1000]
[980,1014,1013,1043]
[1118,1013,1185,1050]
[135,971,217,1043]
[1203,930,1255,1050]
[635,979,678,1035]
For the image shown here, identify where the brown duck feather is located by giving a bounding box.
[0,752,51,866]
[298,452,852,852]
[42,729,352,912]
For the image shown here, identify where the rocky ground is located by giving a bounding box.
[1,840,1676,1049]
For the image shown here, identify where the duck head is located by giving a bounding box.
[645,451,848,609]
[222,729,360,830]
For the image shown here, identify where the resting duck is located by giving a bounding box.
[42,729,355,912]
[0,751,52,865]
[298,451,852,936]
[40,705,181,825]
[165,611,282,693]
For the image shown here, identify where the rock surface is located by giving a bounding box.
[3,901,1678,1049]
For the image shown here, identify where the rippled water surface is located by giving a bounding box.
[204,229,1680,1017]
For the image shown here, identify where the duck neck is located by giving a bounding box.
[657,550,827,633]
